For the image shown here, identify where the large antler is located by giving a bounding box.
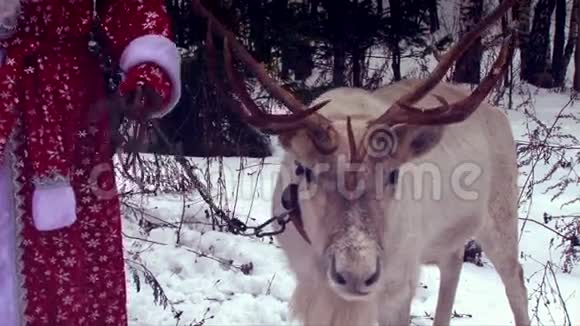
[193,0,338,154]
[372,0,517,127]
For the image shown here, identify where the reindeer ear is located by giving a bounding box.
[392,125,444,162]
[278,125,338,159]
[278,131,299,150]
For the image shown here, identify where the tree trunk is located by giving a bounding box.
[352,47,364,87]
[565,0,579,80]
[551,0,567,86]
[294,44,315,80]
[333,45,347,86]
[515,0,532,80]
[391,44,401,81]
[322,0,348,86]
[389,0,402,81]
[248,1,271,63]
[274,0,291,80]
[429,0,440,32]
[574,1,580,91]
[310,0,321,17]
[351,0,363,87]
[502,4,511,86]
[452,0,483,84]
[524,0,556,86]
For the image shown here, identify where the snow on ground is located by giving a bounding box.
[122,87,580,326]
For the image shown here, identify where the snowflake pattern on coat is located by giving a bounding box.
[0,0,175,325]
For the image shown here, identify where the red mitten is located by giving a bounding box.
[119,63,172,119]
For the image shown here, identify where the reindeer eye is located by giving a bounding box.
[386,169,399,186]
[305,168,313,183]
[295,161,314,183]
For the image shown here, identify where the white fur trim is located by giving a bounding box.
[0,161,19,325]
[32,184,77,231]
[119,34,181,118]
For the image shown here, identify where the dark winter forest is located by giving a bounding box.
[117,0,580,325]
[146,0,580,157]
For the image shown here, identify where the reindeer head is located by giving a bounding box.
[193,0,515,302]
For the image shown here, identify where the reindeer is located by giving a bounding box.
[194,1,530,325]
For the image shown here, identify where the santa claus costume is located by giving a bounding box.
[0,0,181,325]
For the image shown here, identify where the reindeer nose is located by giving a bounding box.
[329,254,381,297]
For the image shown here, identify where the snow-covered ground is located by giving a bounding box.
[120,85,580,326]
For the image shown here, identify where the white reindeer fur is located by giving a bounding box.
[272,79,529,326]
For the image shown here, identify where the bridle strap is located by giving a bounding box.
[280,162,312,245]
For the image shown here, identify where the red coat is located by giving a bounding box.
[0,1,181,325]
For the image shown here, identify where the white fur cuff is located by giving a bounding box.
[119,34,182,118]
[32,184,77,231]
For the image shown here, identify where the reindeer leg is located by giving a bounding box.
[432,248,464,326]
[476,218,530,326]
[378,294,412,326]
[378,270,418,326]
